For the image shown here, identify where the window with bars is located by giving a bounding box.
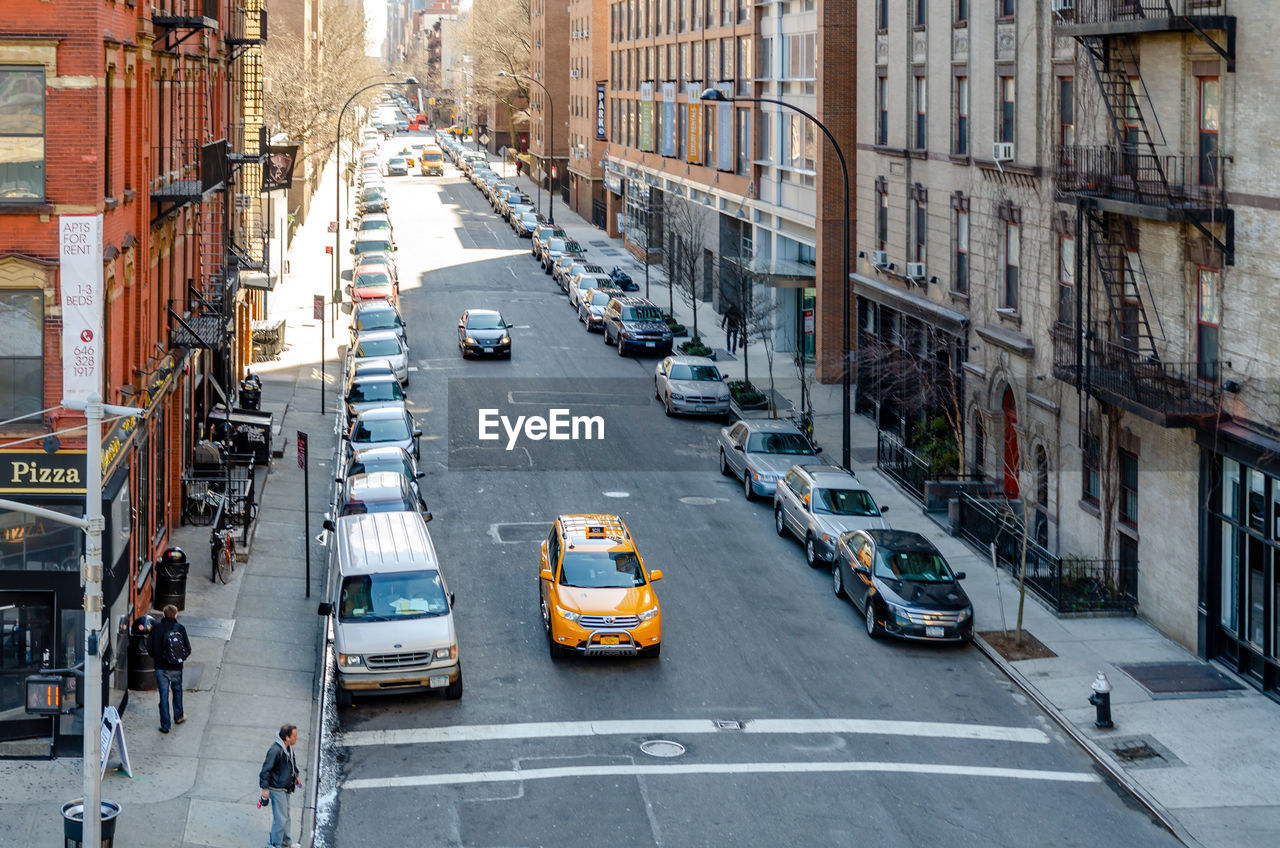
[1082,428,1100,505]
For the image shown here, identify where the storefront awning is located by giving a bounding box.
[851,272,969,335]
[726,255,816,289]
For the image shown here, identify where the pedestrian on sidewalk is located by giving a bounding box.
[722,304,742,354]
[147,604,191,733]
[515,157,524,177]
[259,724,303,848]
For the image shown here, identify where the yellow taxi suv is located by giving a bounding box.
[539,514,662,659]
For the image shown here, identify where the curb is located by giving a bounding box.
[971,634,1203,847]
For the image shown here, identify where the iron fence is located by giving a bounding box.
[1053,145,1225,209]
[1056,0,1227,26]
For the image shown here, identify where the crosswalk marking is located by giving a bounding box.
[343,760,1098,791]
[338,717,1050,748]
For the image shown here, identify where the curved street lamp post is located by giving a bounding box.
[699,89,851,471]
[499,71,554,225]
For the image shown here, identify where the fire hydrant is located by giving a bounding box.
[1088,671,1113,729]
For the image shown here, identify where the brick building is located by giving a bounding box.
[0,0,266,750]
[566,0,609,224]
[530,0,570,205]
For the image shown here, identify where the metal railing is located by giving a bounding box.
[181,453,256,546]
[876,430,987,507]
[1054,145,1226,210]
[1056,0,1227,26]
[956,493,1137,614]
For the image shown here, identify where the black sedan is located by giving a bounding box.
[457,308,512,358]
[833,529,974,643]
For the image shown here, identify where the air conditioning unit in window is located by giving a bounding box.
[906,262,927,280]
[993,142,1014,162]
[570,69,580,78]
[870,250,888,268]
[1051,0,1075,11]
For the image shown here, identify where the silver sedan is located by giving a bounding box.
[653,356,731,420]
[717,419,821,501]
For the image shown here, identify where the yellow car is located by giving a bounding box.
[539,514,663,658]
[397,147,416,168]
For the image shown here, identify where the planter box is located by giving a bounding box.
[729,388,791,420]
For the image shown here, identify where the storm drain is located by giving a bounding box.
[639,740,686,758]
[1113,742,1160,763]
[1103,735,1183,770]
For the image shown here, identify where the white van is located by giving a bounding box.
[318,511,462,706]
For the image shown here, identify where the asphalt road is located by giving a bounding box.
[321,138,1177,848]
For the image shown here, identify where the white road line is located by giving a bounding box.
[344,760,1098,791]
[337,718,1050,748]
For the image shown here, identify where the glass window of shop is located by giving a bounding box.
[1210,455,1279,694]
[0,590,55,723]
[0,507,83,572]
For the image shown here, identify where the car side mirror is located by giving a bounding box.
[853,562,870,575]
[416,471,425,479]
[650,569,663,582]
[422,511,433,523]
[348,246,355,253]
[814,446,824,454]
[539,568,554,581]
[954,571,966,580]
[449,592,456,607]
[334,475,343,484]
[323,518,336,532]
[879,505,889,513]
[733,444,744,452]
[413,429,423,438]
[317,602,333,616]
[340,432,350,441]
[801,493,810,506]
[340,302,353,314]
[506,322,514,329]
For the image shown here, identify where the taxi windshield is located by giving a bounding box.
[559,549,646,588]
[338,570,448,622]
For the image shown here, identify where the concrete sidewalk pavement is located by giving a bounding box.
[478,148,1280,848]
[0,162,343,848]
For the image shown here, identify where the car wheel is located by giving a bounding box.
[664,394,674,416]
[743,472,755,501]
[443,668,463,700]
[774,507,787,537]
[642,643,661,659]
[604,327,612,345]
[654,379,661,401]
[804,534,820,568]
[719,449,732,477]
[832,562,845,599]
[864,597,883,639]
[336,685,353,709]
[617,333,627,357]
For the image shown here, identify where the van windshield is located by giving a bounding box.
[338,569,449,621]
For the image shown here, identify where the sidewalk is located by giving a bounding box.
[490,150,1280,848]
[0,163,343,848]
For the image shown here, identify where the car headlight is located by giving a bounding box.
[637,606,659,622]
[887,603,912,625]
[958,607,972,622]
[820,533,833,542]
[465,336,477,344]
[338,653,364,667]
[670,391,685,401]
[434,645,457,660]
[500,335,511,344]
[555,605,581,622]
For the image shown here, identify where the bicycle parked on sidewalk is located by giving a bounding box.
[210,523,237,584]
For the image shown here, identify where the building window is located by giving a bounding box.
[953,76,968,155]
[998,0,1014,17]
[972,417,985,476]
[914,199,927,263]
[784,34,816,81]
[757,110,771,162]
[736,107,751,175]
[0,67,47,201]
[954,209,968,293]
[737,0,749,24]
[0,289,43,416]
[877,184,888,250]
[914,75,927,149]
[915,0,926,27]
[998,76,1015,145]
[1197,267,1221,381]
[737,36,752,95]
[876,76,888,145]
[1054,235,1075,325]
[877,0,888,30]
[1003,221,1020,309]
[758,36,771,79]
[955,0,967,24]
[104,67,114,198]
[1121,249,1141,343]
[1082,428,1100,505]
[1119,449,1139,527]
[1199,76,1220,186]
[1058,77,1074,147]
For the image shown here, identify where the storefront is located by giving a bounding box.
[1199,423,1280,700]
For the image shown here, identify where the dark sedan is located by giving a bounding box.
[458,308,512,358]
[833,529,974,643]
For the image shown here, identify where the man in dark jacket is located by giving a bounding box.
[259,724,302,848]
[147,604,190,733]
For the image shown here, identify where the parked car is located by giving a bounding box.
[351,235,396,258]
[338,472,430,519]
[557,260,607,291]
[567,272,615,308]
[356,214,393,236]
[499,192,532,219]
[457,308,512,358]
[653,356,731,420]
[601,296,673,356]
[348,267,397,305]
[345,358,396,392]
[513,210,541,237]
[349,300,407,346]
[540,238,584,274]
[339,446,423,495]
[346,406,422,460]
[833,529,974,643]
[576,287,614,332]
[717,419,820,501]
[358,187,388,214]
[344,374,407,421]
[488,183,515,206]
[531,226,568,261]
[774,465,889,567]
[354,250,398,283]
[351,330,409,385]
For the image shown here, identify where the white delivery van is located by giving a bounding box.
[318,511,461,706]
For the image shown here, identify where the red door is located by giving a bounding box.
[1002,388,1020,498]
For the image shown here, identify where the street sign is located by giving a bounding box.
[328,221,338,233]
[324,245,333,255]
[313,295,324,321]
[479,133,490,146]
[297,431,308,470]
[803,308,815,334]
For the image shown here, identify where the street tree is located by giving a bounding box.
[660,193,707,345]
[462,0,532,144]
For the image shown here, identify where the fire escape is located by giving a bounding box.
[226,1,269,279]
[1051,0,1235,427]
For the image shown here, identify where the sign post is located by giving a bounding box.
[298,432,311,597]
[314,294,326,412]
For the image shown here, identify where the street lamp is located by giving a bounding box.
[700,88,852,471]
[499,70,555,224]
[342,72,401,225]
[332,76,418,409]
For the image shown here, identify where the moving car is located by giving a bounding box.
[539,514,663,658]
[397,147,417,168]
[602,296,673,356]
[653,356,731,420]
[419,147,444,176]
[457,308,512,358]
[337,472,430,519]
[350,330,409,385]
[833,529,974,643]
[385,157,409,176]
[773,465,889,567]
[717,419,820,500]
[346,406,422,460]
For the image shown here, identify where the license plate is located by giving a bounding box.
[645,342,656,348]
[428,675,450,688]
[483,347,493,353]
[694,406,708,412]
[599,635,620,645]
[926,626,945,639]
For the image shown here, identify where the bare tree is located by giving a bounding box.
[660,194,708,344]
[720,261,780,410]
[462,0,532,143]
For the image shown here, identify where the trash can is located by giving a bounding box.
[128,614,157,691]
[61,798,121,848]
[239,373,262,411]
[154,547,190,611]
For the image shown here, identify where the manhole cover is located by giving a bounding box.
[679,496,717,505]
[603,490,630,498]
[639,740,686,758]
[1113,743,1161,764]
